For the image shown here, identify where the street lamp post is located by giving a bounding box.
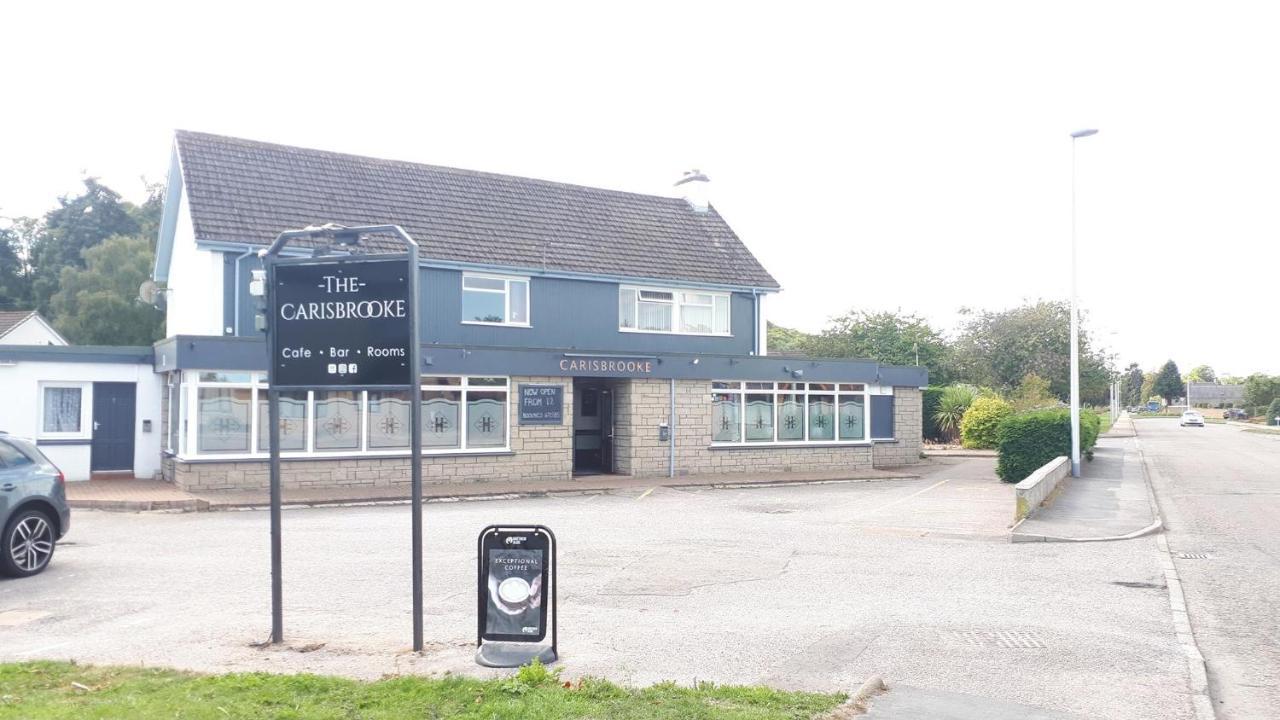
[1069,128,1098,477]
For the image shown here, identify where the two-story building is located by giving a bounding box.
[5,130,926,489]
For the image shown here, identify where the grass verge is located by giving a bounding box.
[0,661,844,720]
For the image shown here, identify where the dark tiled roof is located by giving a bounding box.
[0,310,36,338]
[174,131,779,289]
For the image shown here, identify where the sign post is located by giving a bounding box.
[475,525,558,667]
[261,224,425,651]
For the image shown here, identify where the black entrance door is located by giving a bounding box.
[91,382,135,472]
[573,382,615,474]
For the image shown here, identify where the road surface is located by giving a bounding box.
[1137,419,1280,719]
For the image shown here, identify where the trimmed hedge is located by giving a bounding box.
[960,396,1014,449]
[995,408,1102,483]
[922,386,946,442]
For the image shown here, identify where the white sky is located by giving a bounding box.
[2,1,1277,375]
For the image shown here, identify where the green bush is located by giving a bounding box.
[1268,398,1280,425]
[960,396,1013,449]
[996,408,1101,483]
[922,386,946,442]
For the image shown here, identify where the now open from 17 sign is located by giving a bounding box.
[271,258,414,387]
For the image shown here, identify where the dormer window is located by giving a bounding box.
[462,273,530,326]
[619,286,731,336]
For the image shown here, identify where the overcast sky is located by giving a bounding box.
[3,2,1277,375]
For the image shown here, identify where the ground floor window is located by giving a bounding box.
[711,381,870,445]
[41,385,84,434]
[178,372,509,459]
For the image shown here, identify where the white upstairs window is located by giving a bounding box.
[462,273,530,326]
[619,286,730,335]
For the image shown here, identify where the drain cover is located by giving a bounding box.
[1176,552,1212,559]
[951,630,1047,649]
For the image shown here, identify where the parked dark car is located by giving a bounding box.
[1223,408,1248,420]
[0,433,71,577]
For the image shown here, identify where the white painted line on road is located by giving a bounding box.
[857,478,950,517]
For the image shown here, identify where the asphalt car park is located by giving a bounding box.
[0,456,1194,719]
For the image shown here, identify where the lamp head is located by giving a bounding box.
[1070,129,1099,139]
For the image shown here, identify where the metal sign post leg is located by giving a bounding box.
[269,390,283,643]
[409,245,424,653]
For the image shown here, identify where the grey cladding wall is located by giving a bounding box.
[422,268,755,354]
[231,257,758,354]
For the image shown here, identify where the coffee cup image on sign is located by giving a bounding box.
[486,548,543,636]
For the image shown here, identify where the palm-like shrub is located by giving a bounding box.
[933,384,978,442]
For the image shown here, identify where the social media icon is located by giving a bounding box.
[327,363,337,374]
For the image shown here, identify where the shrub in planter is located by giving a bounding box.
[996,408,1102,483]
[960,396,1014,449]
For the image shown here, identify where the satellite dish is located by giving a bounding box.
[138,280,158,304]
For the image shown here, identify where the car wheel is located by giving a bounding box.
[1,508,57,578]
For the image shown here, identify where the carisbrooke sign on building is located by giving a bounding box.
[272,259,413,387]
[558,357,654,375]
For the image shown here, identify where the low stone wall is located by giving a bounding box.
[1014,456,1071,522]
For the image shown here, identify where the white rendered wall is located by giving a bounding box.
[0,360,163,481]
[164,191,226,337]
[0,317,66,346]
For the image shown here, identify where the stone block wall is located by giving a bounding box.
[871,387,923,468]
[166,376,574,492]
[614,379,922,478]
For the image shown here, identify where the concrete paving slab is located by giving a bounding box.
[64,467,922,511]
[1012,437,1157,542]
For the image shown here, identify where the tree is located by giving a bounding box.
[1140,371,1156,403]
[1153,360,1183,405]
[801,310,952,383]
[766,322,812,353]
[1120,363,1144,406]
[949,300,1110,404]
[48,234,163,345]
[0,224,28,309]
[1243,374,1280,410]
[1187,365,1217,383]
[1011,372,1056,411]
[26,179,142,317]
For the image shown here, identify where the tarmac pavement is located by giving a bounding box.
[1,457,1196,719]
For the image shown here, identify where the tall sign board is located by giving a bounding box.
[262,225,424,653]
[271,259,413,387]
